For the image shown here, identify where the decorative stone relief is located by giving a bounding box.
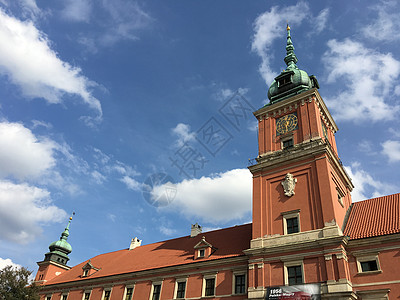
[281,173,297,197]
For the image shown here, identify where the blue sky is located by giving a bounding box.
[0,0,400,274]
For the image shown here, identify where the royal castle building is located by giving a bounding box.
[34,26,400,300]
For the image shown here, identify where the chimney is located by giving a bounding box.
[191,223,202,237]
[129,237,142,250]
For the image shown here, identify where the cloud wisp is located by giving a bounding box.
[61,0,91,22]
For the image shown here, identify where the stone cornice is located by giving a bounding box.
[244,225,349,257]
[254,89,338,133]
[249,138,354,190]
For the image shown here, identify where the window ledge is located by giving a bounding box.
[357,270,382,276]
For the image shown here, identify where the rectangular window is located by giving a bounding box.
[198,249,205,258]
[360,260,378,272]
[83,292,90,300]
[125,287,134,300]
[152,284,161,300]
[103,290,111,300]
[234,274,246,294]
[356,255,381,274]
[62,295,68,300]
[287,266,303,285]
[286,217,299,234]
[205,278,215,296]
[46,297,52,300]
[282,138,294,150]
[176,281,186,299]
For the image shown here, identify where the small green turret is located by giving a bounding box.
[44,215,73,266]
[267,25,319,104]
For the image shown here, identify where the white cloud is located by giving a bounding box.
[345,163,396,202]
[0,180,67,244]
[0,122,56,180]
[382,140,400,163]
[91,170,106,184]
[61,0,91,22]
[388,128,400,139]
[313,8,329,34]
[55,142,89,175]
[171,123,195,147]
[213,87,249,102]
[0,257,21,270]
[159,226,176,236]
[323,39,400,122]
[0,9,102,119]
[18,0,41,20]
[361,1,400,42]
[93,147,110,165]
[251,2,310,84]
[100,0,153,46]
[158,169,252,224]
[31,120,52,129]
[357,140,377,155]
[107,213,116,222]
[120,175,142,191]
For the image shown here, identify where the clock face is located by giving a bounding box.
[276,113,298,135]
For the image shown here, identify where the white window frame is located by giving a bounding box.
[281,209,300,235]
[82,290,91,300]
[232,271,247,295]
[174,277,188,299]
[198,248,205,258]
[123,284,135,300]
[356,255,381,274]
[149,281,163,300]
[283,260,304,286]
[61,293,69,300]
[202,274,217,297]
[102,288,112,300]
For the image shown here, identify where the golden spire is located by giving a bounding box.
[286,23,290,31]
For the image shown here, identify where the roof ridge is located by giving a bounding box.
[355,192,400,203]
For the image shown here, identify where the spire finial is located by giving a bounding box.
[284,24,298,69]
[61,212,75,241]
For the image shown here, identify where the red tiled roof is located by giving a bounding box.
[344,193,400,239]
[45,223,252,285]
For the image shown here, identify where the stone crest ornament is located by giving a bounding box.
[281,173,297,197]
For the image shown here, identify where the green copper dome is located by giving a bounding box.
[44,216,73,264]
[267,25,319,104]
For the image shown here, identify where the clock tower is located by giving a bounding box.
[246,25,355,299]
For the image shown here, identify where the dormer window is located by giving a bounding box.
[193,236,215,259]
[82,260,100,277]
[198,249,205,258]
[278,75,291,87]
